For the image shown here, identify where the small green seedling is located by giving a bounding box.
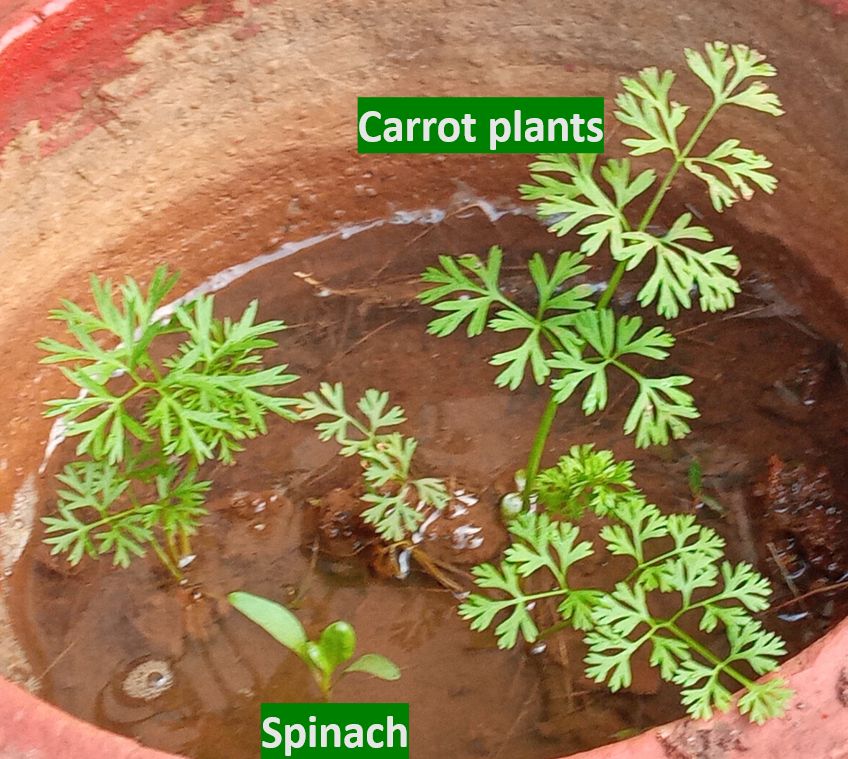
[688,459,725,515]
[461,445,792,724]
[39,266,298,576]
[228,591,401,699]
[294,383,449,542]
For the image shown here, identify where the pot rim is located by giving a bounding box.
[2,2,847,758]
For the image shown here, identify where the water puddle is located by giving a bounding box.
[10,204,848,757]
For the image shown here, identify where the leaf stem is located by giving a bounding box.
[666,621,755,690]
[150,536,183,580]
[625,542,704,584]
[522,99,724,503]
[637,101,721,232]
[522,395,560,508]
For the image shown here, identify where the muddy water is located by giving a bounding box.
[11,205,848,758]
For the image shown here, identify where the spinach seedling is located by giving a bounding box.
[228,591,401,699]
[39,266,298,576]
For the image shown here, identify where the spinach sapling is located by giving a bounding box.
[229,590,400,699]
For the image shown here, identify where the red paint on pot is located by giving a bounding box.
[0,0,242,154]
[812,0,848,14]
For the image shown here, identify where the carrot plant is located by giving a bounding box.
[294,383,449,542]
[39,266,298,577]
[421,42,792,721]
[461,446,792,723]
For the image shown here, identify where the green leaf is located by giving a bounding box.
[489,310,548,389]
[685,139,777,212]
[459,563,542,649]
[361,487,425,543]
[41,272,296,475]
[650,635,692,680]
[296,382,360,445]
[673,659,732,719]
[623,375,700,447]
[620,213,740,319]
[298,386,447,543]
[343,653,402,681]
[506,513,594,585]
[614,67,687,156]
[548,309,698,447]
[228,591,308,657]
[305,640,331,678]
[519,155,654,259]
[462,447,792,724]
[358,389,406,433]
[725,618,787,674]
[419,247,505,337]
[422,248,592,389]
[534,444,639,518]
[584,584,655,691]
[715,561,774,612]
[558,589,604,631]
[459,512,595,648]
[601,499,667,564]
[296,383,405,453]
[684,42,783,116]
[412,477,450,511]
[737,678,793,724]
[361,433,416,486]
[318,622,357,671]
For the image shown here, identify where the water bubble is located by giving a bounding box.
[121,658,174,701]
[777,610,809,623]
[529,642,547,655]
[452,525,483,550]
[500,492,523,519]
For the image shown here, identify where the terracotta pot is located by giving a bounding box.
[1,1,847,757]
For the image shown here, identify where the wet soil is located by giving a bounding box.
[10,206,848,759]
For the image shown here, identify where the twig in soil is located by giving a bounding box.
[676,306,769,336]
[326,318,402,367]
[723,490,759,565]
[554,633,575,713]
[766,541,805,610]
[769,580,848,614]
[217,617,262,686]
[293,269,421,307]
[410,547,469,593]
[40,635,79,679]
[492,681,539,759]
[836,352,848,390]
[289,538,320,609]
